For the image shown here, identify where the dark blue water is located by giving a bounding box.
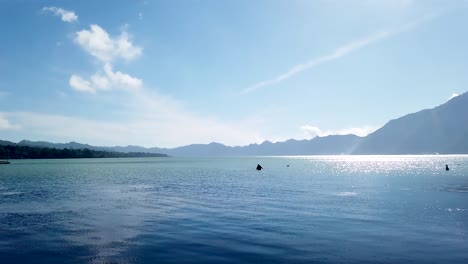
[1,156,467,263]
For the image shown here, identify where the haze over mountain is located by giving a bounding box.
[1,92,467,156]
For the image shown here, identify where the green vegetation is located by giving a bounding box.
[0,145,168,159]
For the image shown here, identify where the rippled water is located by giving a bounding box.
[1,156,467,263]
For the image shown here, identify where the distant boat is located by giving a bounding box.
[0,160,10,164]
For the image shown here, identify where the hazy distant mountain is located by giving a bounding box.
[2,92,467,155]
[17,140,95,150]
[5,140,168,157]
[141,135,362,157]
[15,140,150,153]
[2,135,362,157]
[0,140,15,146]
[353,92,468,154]
[0,145,168,159]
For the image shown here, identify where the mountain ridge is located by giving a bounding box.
[2,92,467,156]
[353,92,468,154]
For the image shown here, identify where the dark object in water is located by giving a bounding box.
[256,164,263,170]
[0,160,10,164]
[446,164,449,171]
[287,164,290,167]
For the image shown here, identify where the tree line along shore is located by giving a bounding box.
[0,145,168,159]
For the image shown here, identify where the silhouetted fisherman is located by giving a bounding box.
[256,164,263,170]
[446,164,450,171]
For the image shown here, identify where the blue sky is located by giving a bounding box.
[0,0,467,147]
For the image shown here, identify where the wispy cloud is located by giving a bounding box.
[358,0,415,9]
[42,6,78,23]
[242,15,437,94]
[1,89,264,148]
[300,125,377,138]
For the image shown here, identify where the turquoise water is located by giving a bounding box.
[0,156,467,263]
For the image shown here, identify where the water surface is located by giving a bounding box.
[1,156,467,263]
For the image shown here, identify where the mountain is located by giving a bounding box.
[0,145,168,159]
[17,140,95,150]
[15,140,157,153]
[0,140,16,146]
[2,92,467,155]
[3,140,168,157]
[156,136,362,156]
[1,135,362,157]
[353,92,468,154]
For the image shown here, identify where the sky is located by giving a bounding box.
[0,0,467,148]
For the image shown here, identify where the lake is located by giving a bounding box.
[1,156,467,263]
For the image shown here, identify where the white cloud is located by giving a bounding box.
[242,15,437,94]
[0,114,20,131]
[90,73,111,90]
[42,6,78,23]
[103,63,142,89]
[138,12,143,20]
[75,25,142,63]
[448,93,459,100]
[69,64,142,94]
[69,75,95,94]
[301,125,377,138]
[71,24,143,94]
